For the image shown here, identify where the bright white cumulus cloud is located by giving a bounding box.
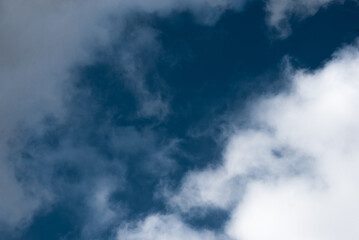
[226,42,359,240]
[117,41,359,240]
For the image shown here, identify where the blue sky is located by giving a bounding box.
[1,1,359,240]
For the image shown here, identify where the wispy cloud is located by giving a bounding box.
[265,0,345,37]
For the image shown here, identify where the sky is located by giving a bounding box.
[1,0,359,240]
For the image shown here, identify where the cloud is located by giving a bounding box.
[2,0,354,237]
[123,40,359,240]
[265,0,345,37]
[226,40,359,240]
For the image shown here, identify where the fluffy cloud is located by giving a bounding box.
[226,40,359,240]
[125,40,359,240]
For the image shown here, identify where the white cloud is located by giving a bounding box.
[227,40,359,240]
[144,40,359,240]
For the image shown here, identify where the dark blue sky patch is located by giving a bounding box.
[21,205,80,240]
